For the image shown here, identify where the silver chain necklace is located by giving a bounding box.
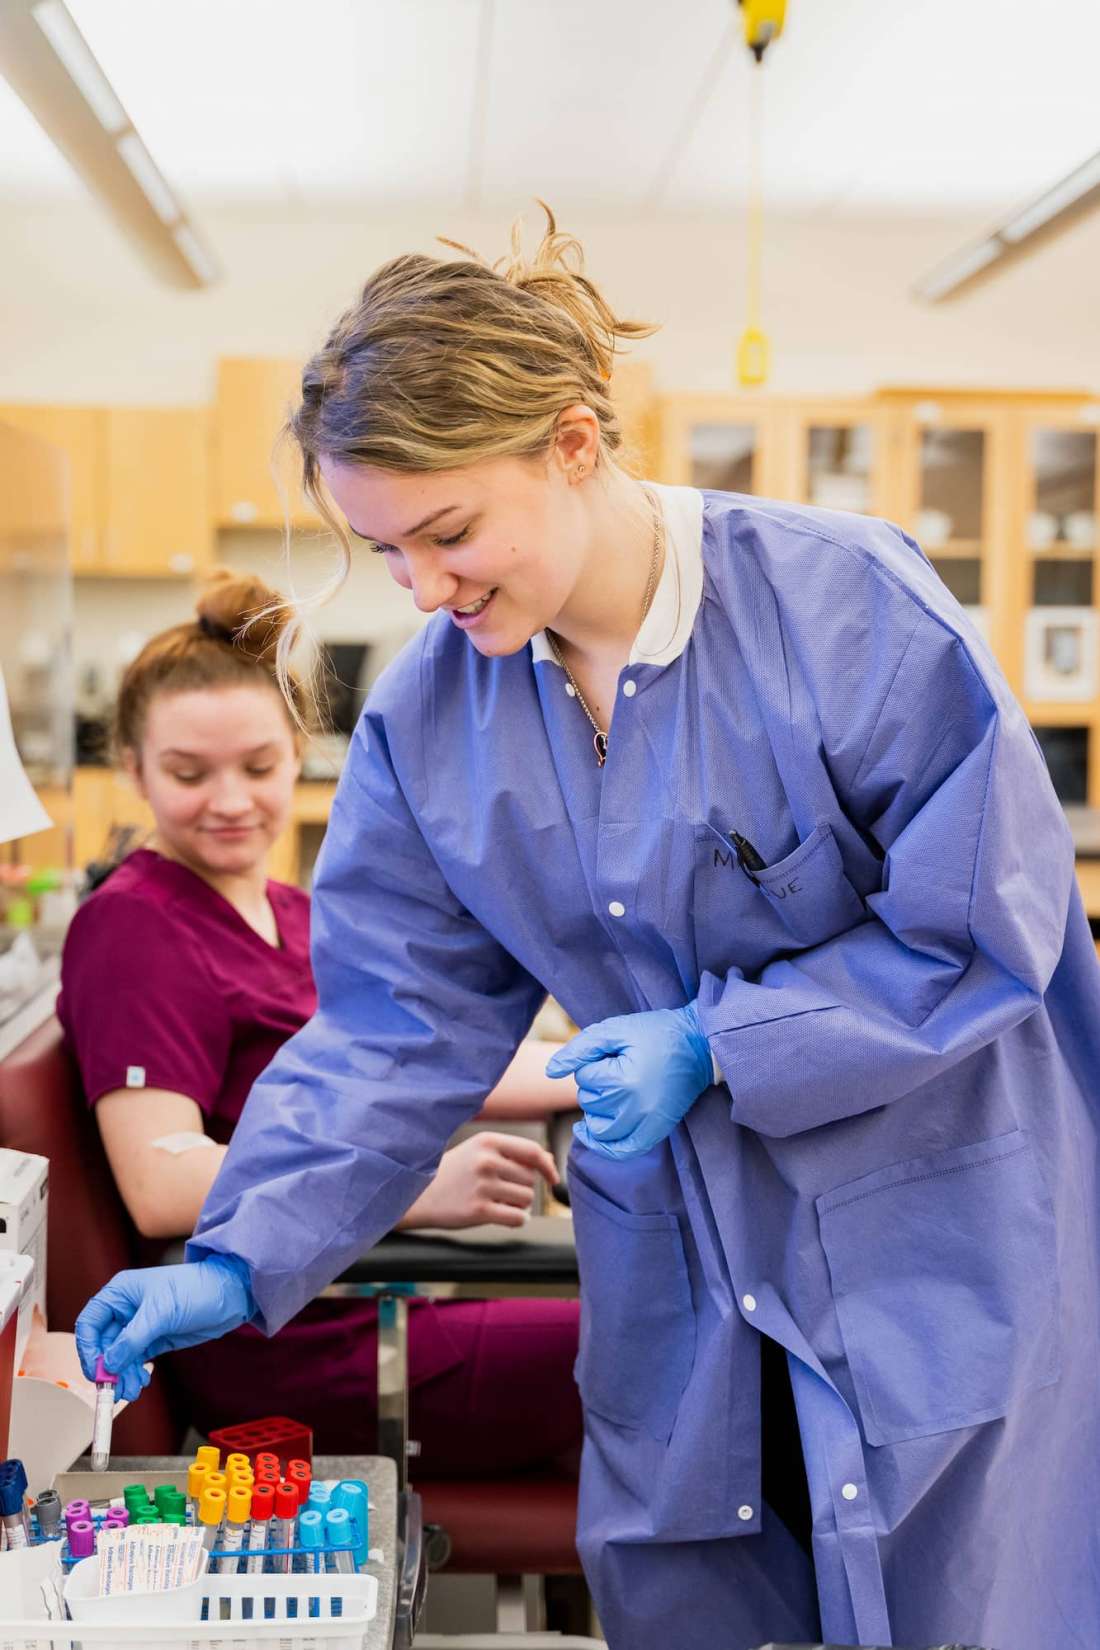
[546,487,665,767]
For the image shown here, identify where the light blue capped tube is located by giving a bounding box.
[331,1481,368,1569]
[298,1507,324,1611]
[324,1507,356,1575]
[305,1482,332,1516]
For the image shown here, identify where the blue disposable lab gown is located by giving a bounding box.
[191,486,1100,1650]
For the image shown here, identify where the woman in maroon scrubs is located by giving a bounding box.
[59,568,582,1472]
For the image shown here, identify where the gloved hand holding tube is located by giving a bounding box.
[74,1255,256,1403]
[546,1000,714,1160]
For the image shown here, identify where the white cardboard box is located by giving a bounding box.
[0,1149,48,1356]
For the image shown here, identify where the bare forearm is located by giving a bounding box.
[475,1038,578,1120]
[146,1143,229,1239]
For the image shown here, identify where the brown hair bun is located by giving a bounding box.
[114,566,308,755]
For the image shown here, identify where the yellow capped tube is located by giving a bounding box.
[216,1485,251,1575]
[198,1486,226,1551]
[187,1462,208,1520]
[195,1446,220,1471]
[225,1454,251,1476]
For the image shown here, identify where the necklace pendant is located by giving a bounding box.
[593,731,608,767]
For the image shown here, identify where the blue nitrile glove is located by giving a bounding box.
[546,1002,713,1160]
[75,1256,256,1404]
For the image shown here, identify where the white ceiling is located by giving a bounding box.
[1,0,1099,219]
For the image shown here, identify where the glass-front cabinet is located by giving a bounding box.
[876,395,1013,668]
[777,401,893,519]
[1015,410,1100,783]
[657,396,782,496]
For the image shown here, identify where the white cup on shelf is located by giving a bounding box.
[1063,510,1096,549]
[914,508,952,547]
[1027,510,1058,550]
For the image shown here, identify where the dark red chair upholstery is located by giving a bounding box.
[0,1014,182,1453]
[416,1474,580,1574]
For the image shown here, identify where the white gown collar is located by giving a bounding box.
[530,482,704,670]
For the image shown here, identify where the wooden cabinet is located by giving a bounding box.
[774,399,896,519]
[610,360,659,479]
[214,358,317,530]
[1008,402,1100,804]
[0,404,212,576]
[69,770,327,887]
[657,395,785,495]
[101,408,212,576]
[0,405,103,571]
[876,392,1015,674]
[657,386,1100,814]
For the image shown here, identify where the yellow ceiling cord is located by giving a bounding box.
[735,1,786,387]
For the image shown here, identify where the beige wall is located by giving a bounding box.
[6,197,1099,677]
[3,200,1100,405]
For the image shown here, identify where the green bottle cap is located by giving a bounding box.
[153,1485,177,1514]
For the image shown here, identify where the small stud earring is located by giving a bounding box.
[575,465,586,481]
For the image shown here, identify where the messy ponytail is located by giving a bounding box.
[275,203,657,699]
[114,567,307,758]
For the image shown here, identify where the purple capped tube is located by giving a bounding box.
[68,1520,96,1558]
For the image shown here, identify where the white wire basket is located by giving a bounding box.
[0,1570,379,1650]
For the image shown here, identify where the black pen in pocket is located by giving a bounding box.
[730,831,768,881]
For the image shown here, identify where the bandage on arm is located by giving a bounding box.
[95,1088,228,1240]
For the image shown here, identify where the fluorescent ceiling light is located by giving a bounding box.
[0,0,217,289]
[31,0,126,134]
[912,237,1001,303]
[117,130,180,224]
[172,223,219,285]
[1000,148,1100,243]
[915,144,1100,303]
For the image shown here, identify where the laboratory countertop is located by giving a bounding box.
[70,1454,398,1648]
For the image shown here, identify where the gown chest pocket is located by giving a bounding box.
[692,820,866,978]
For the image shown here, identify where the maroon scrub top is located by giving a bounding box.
[57,847,470,1444]
[59,848,317,1143]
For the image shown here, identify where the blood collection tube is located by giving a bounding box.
[271,1482,298,1575]
[216,1486,250,1574]
[34,1489,63,1541]
[246,1483,274,1575]
[198,1486,226,1551]
[332,1480,369,1568]
[297,1508,324,1574]
[287,1460,311,1503]
[306,1481,331,1515]
[187,1461,208,1521]
[68,1519,96,1559]
[195,1446,220,1471]
[90,1357,118,1472]
[0,1463,30,1550]
[225,1453,250,1476]
[325,1507,356,1575]
[255,1453,279,1475]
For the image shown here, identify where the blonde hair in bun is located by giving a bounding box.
[114,567,308,757]
[274,202,656,699]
